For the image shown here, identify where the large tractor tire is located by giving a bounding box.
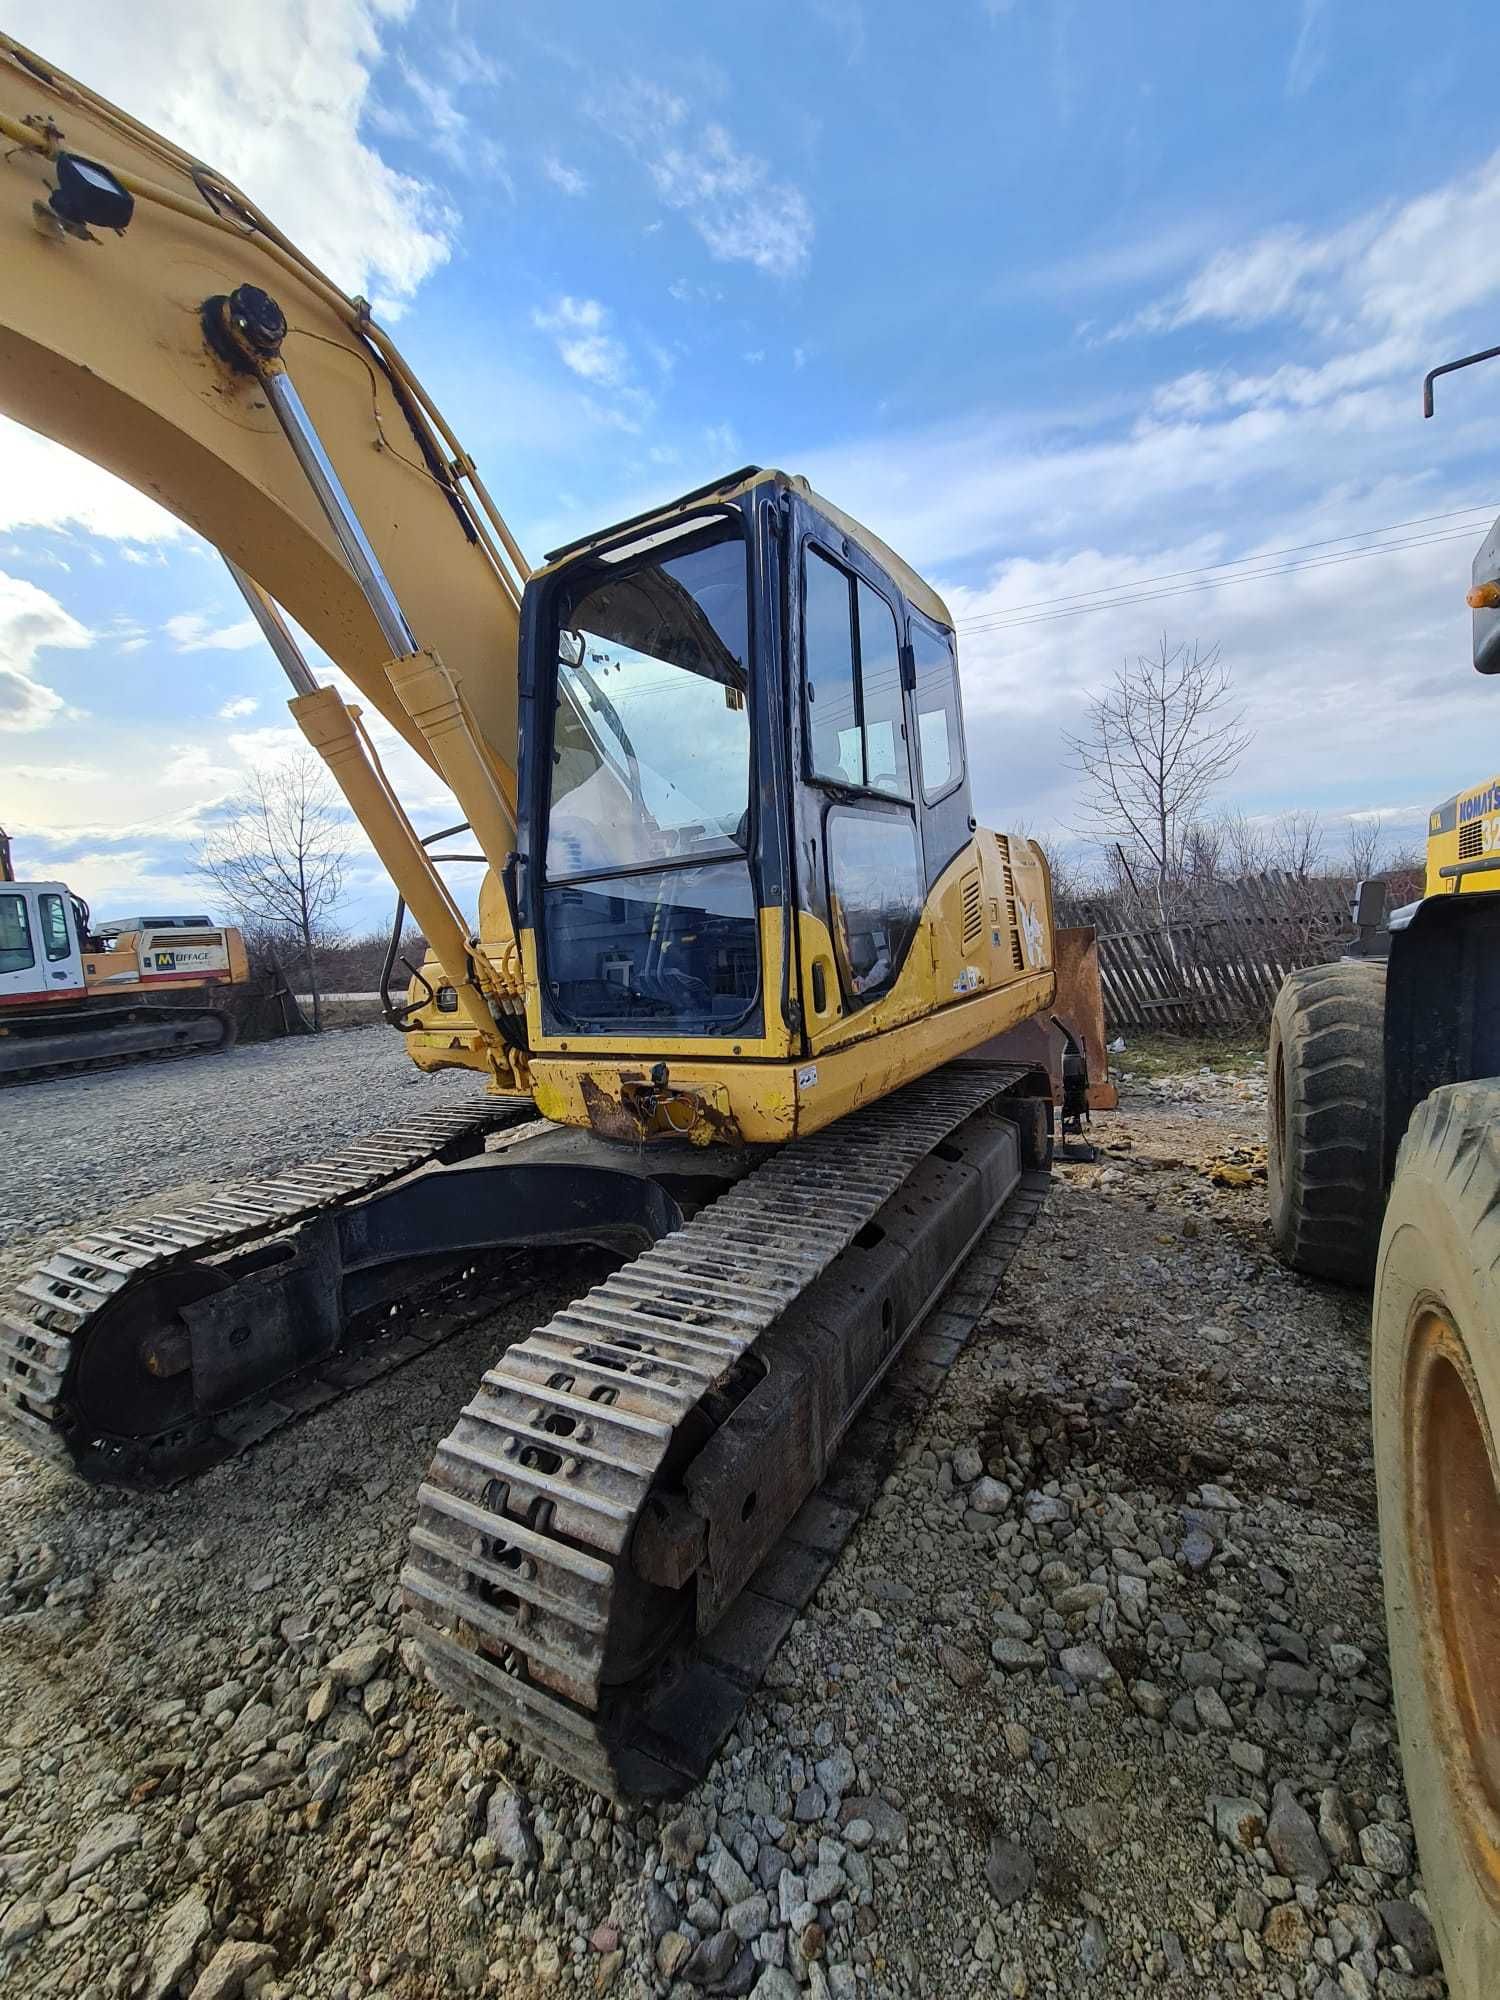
[1266,959,1386,1285]
[1373,1082,1500,1996]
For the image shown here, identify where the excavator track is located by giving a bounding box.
[404,1063,1047,1798]
[0,1004,240,1087]
[0,1097,524,1482]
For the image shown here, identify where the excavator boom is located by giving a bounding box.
[0,35,525,780]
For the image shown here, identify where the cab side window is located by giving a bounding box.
[911,615,964,802]
[38,893,73,962]
[856,582,910,799]
[804,548,861,785]
[803,548,912,797]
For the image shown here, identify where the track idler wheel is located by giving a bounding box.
[69,1266,229,1441]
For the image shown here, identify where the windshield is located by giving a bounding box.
[546,524,750,879]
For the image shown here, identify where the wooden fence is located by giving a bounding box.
[1056,872,1359,1034]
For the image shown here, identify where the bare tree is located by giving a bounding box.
[1066,636,1250,922]
[1382,846,1426,906]
[1040,840,1098,911]
[1217,808,1271,881]
[1182,818,1226,885]
[1344,814,1384,879]
[198,756,347,1031]
[1268,809,1324,880]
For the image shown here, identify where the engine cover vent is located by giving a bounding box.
[959,870,984,949]
[993,834,1026,970]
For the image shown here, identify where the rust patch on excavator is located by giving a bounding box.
[579,1074,648,1144]
[578,1072,744,1146]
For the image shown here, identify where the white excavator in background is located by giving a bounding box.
[0,824,247,1080]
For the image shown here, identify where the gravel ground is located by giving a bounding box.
[0,1038,1447,2000]
[0,1030,480,1262]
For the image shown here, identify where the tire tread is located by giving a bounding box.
[1267,958,1386,1285]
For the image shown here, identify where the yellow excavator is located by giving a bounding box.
[0,37,1110,1796]
[0,825,248,1079]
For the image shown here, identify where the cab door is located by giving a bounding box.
[0,885,85,1005]
[787,505,928,1049]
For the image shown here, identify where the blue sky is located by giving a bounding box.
[3,0,1500,928]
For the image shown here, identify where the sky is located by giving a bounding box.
[3,0,1500,929]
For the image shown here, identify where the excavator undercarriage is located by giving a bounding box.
[1,1059,1047,1794]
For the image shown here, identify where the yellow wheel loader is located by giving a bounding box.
[1266,350,1500,1992]
[0,38,1109,1796]
[0,827,247,1080]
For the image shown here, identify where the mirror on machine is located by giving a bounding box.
[1471,513,1500,675]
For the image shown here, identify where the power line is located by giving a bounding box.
[962,526,1482,632]
[957,521,1490,635]
[956,502,1496,626]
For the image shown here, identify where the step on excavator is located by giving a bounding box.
[0,37,1111,1796]
[0,828,247,1080]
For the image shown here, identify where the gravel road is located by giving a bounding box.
[0,1038,1447,2000]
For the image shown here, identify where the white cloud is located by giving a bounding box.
[1124,148,1500,355]
[0,571,91,732]
[3,0,453,310]
[531,300,656,428]
[10,762,105,783]
[649,126,814,279]
[532,298,631,389]
[162,744,240,790]
[0,3,456,556]
[0,421,184,546]
[543,156,589,198]
[796,150,1500,845]
[1286,0,1331,97]
[811,0,866,60]
[1126,227,1346,338]
[225,724,314,770]
[936,523,1481,844]
[1019,220,1219,303]
[602,77,690,148]
[596,81,813,279]
[1,544,69,572]
[396,59,510,188]
[28,846,208,913]
[165,614,264,653]
[218,696,261,720]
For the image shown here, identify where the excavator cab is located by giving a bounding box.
[512,468,1059,1143]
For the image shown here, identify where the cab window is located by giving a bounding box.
[911,614,964,802]
[0,893,34,974]
[804,547,860,784]
[803,549,912,797]
[38,893,73,962]
[826,809,924,1003]
[856,582,910,799]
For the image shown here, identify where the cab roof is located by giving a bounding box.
[541,465,954,632]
